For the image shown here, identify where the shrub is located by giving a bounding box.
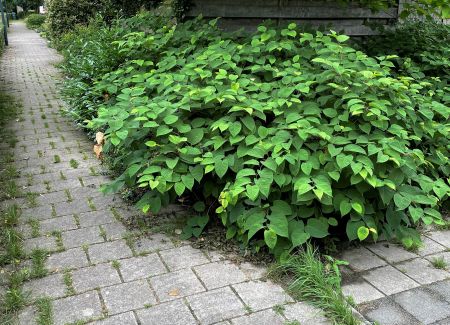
[59,19,123,125]
[360,21,450,80]
[25,14,46,30]
[59,10,174,126]
[46,0,163,41]
[85,19,449,257]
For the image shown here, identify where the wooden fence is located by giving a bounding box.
[185,0,400,35]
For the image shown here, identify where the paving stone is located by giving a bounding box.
[159,245,209,271]
[18,306,37,325]
[426,252,450,266]
[203,250,225,262]
[187,287,246,324]
[101,280,156,315]
[418,236,447,256]
[23,235,57,254]
[72,263,121,292]
[394,287,450,324]
[134,234,175,254]
[150,269,205,302]
[54,200,92,216]
[427,280,450,303]
[22,273,66,299]
[194,261,247,289]
[78,210,116,228]
[360,297,421,325]
[426,230,450,248]
[119,254,167,282]
[233,281,293,311]
[237,262,267,280]
[45,247,89,271]
[136,299,197,325]
[362,265,420,295]
[339,246,387,272]
[395,258,449,285]
[435,317,450,325]
[342,278,385,304]
[90,312,138,325]
[39,215,77,233]
[62,226,104,249]
[100,222,127,241]
[88,240,133,264]
[53,291,103,325]
[21,205,53,221]
[283,302,331,325]
[366,242,418,263]
[230,308,285,325]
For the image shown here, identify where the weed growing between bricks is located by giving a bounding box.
[0,93,28,323]
[272,244,361,325]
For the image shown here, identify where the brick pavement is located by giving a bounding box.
[0,21,331,325]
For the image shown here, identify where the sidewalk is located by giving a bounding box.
[0,21,330,325]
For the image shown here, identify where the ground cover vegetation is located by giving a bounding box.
[0,90,51,323]
[25,13,46,30]
[51,2,450,259]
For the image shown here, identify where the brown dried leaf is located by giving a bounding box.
[168,288,180,297]
[93,144,103,159]
[95,132,105,145]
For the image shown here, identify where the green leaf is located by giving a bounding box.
[357,226,370,241]
[175,182,185,196]
[336,154,353,169]
[264,229,277,249]
[290,228,310,248]
[215,160,229,178]
[336,35,350,42]
[301,162,313,175]
[393,193,411,210]
[246,185,259,201]
[116,129,128,140]
[181,174,195,190]
[408,206,423,223]
[271,200,292,216]
[166,157,179,169]
[351,202,364,215]
[305,218,329,238]
[346,220,365,241]
[164,115,178,125]
[268,214,289,237]
[187,129,204,145]
[340,200,352,216]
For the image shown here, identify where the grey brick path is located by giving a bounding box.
[340,231,450,324]
[1,22,331,325]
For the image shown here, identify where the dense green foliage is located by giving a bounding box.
[360,22,450,81]
[11,0,43,13]
[59,13,450,256]
[45,0,161,40]
[25,14,46,30]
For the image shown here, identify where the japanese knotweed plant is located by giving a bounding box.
[90,20,450,257]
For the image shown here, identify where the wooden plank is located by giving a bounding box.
[215,17,387,35]
[187,0,398,19]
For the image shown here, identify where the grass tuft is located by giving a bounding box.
[430,256,447,270]
[35,297,53,325]
[273,244,360,325]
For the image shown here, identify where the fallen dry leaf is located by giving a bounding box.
[168,288,180,297]
[95,132,105,145]
[93,144,103,159]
